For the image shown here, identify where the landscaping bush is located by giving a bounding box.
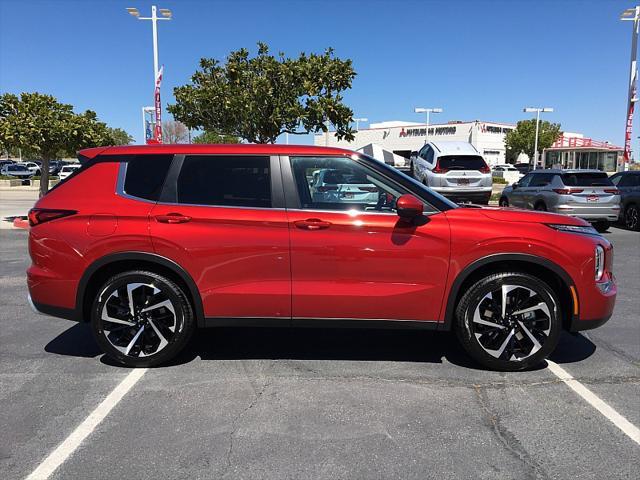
[492,176,507,184]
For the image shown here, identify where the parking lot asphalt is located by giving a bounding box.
[1,227,638,480]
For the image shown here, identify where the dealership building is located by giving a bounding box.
[315,120,516,166]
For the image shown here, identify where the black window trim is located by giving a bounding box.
[115,154,177,204]
[280,153,450,214]
[157,154,285,210]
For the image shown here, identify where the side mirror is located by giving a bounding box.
[396,194,423,219]
[512,183,519,189]
[410,151,418,158]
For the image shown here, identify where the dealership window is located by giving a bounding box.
[123,154,174,201]
[176,155,271,208]
[290,156,420,213]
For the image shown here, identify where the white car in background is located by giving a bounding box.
[21,161,42,176]
[311,168,380,206]
[410,141,493,204]
[58,164,81,180]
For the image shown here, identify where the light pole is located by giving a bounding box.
[127,6,172,141]
[353,117,368,131]
[620,7,640,172]
[414,107,442,143]
[523,107,553,169]
[127,6,171,80]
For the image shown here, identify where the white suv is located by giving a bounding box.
[410,141,492,204]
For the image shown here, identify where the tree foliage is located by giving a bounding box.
[108,127,134,145]
[168,42,357,144]
[162,120,190,144]
[0,92,117,195]
[505,119,562,163]
[192,130,240,144]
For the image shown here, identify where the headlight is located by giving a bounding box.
[546,224,599,235]
[595,245,605,282]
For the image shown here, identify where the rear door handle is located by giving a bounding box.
[294,218,332,230]
[155,213,192,224]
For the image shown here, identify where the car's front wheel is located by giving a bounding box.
[91,270,195,367]
[593,221,610,233]
[454,272,561,371]
[499,197,509,207]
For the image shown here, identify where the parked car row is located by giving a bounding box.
[0,159,76,178]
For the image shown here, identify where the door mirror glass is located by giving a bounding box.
[512,183,518,189]
[396,194,423,219]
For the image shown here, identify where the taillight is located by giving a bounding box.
[317,186,338,192]
[28,208,76,226]
[604,188,620,195]
[553,188,584,195]
[433,161,448,174]
[479,164,491,174]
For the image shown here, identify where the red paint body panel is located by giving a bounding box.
[27,145,616,333]
[287,210,450,320]
[149,204,291,318]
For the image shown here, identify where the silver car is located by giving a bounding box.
[500,169,620,232]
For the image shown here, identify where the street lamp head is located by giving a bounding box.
[621,8,637,20]
[414,107,426,113]
[541,107,554,113]
[432,108,443,114]
[126,7,140,17]
[523,107,536,113]
[353,117,368,122]
[160,8,172,18]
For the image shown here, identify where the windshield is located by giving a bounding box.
[356,153,459,210]
[561,172,613,187]
[438,155,487,171]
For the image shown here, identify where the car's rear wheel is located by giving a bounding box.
[534,202,547,211]
[499,197,509,207]
[454,272,561,371]
[624,204,639,231]
[593,221,610,233]
[90,270,195,367]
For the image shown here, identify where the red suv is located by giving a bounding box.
[27,145,616,370]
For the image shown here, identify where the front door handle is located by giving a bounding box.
[294,218,332,230]
[155,213,192,224]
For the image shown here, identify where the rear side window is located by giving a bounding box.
[530,173,555,187]
[437,155,487,170]
[561,172,613,187]
[176,155,271,208]
[124,154,173,201]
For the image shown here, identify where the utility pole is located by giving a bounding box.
[414,107,442,143]
[621,6,640,172]
[523,107,553,169]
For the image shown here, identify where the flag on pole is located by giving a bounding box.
[154,66,164,144]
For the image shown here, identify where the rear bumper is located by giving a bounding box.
[28,294,79,322]
[552,204,620,222]
[433,188,492,203]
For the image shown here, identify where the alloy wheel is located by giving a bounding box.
[626,205,639,230]
[471,284,553,362]
[99,282,180,358]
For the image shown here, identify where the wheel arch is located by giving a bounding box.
[441,253,577,332]
[76,252,205,327]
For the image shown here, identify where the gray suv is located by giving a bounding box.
[500,169,620,232]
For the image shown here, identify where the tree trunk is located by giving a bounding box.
[39,157,50,198]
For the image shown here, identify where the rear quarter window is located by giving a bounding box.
[561,172,613,187]
[123,154,173,201]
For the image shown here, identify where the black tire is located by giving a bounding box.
[35,169,41,176]
[534,202,547,211]
[409,161,415,178]
[593,221,610,233]
[454,272,561,371]
[499,197,509,207]
[624,204,639,231]
[90,270,195,367]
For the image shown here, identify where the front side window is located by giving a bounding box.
[177,155,271,208]
[291,156,422,213]
[124,154,173,201]
[518,174,533,187]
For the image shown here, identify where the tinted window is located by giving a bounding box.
[616,174,640,187]
[530,173,555,187]
[437,155,487,171]
[561,172,613,187]
[291,156,422,213]
[518,174,532,187]
[124,154,173,201]
[177,155,270,208]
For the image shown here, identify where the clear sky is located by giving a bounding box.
[0,0,637,149]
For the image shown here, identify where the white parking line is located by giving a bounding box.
[547,360,640,445]
[25,368,148,480]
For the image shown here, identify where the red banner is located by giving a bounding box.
[154,66,164,144]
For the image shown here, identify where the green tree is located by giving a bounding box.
[107,127,134,145]
[0,92,113,196]
[168,42,356,144]
[192,130,240,144]
[505,119,562,164]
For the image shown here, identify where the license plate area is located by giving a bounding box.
[587,195,599,202]
[457,178,470,185]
